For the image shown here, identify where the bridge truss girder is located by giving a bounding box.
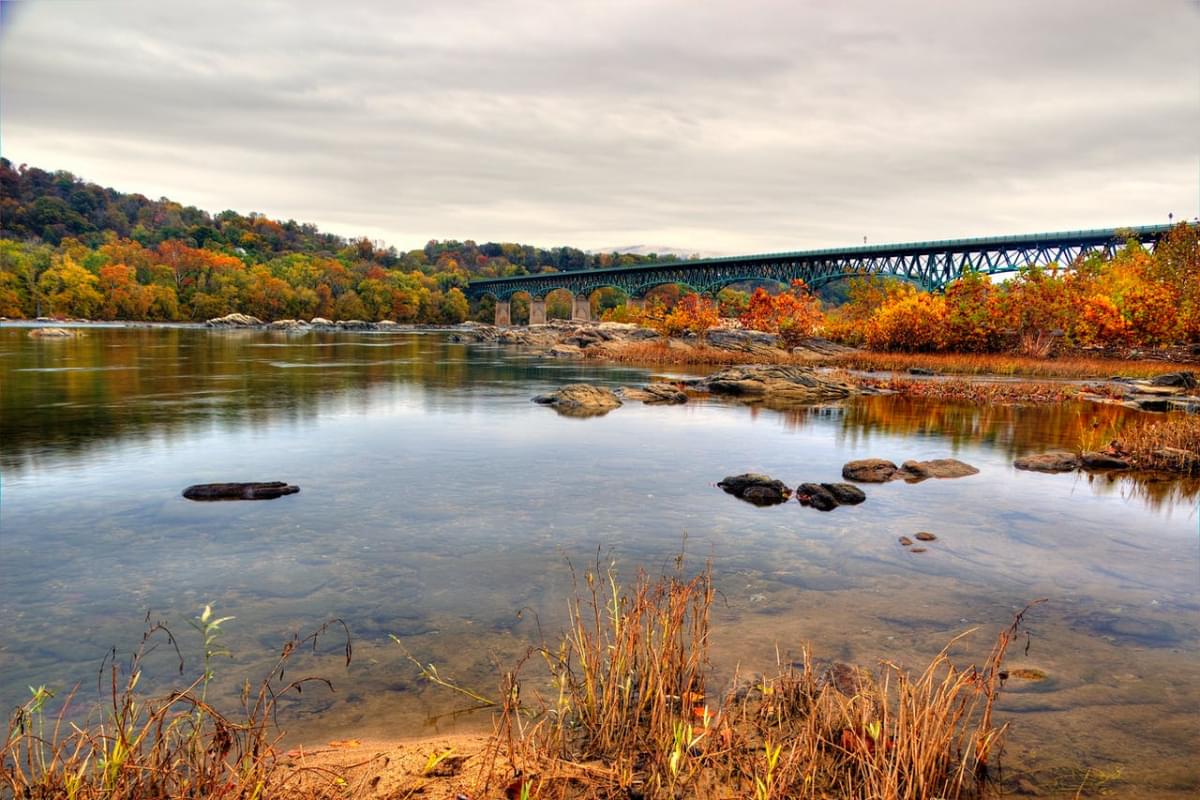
[467,226,1173,302]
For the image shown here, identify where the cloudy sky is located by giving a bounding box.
[2,0,1197,255]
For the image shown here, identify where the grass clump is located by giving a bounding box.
[826,351,1183,380]
[483,563,1037,799]
[1,610,352,800]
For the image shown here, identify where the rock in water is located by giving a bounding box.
[686,365,855,402]
[29,327,75,338]
[1080,451,1131,470]
[842,458,899,483]
[531,384,622,417]
[1014,452,1080,472]
[897,458,979,481]
[796,483,838,511]
[821,482,866,505]
[1148,371,1197,389]
[183,482,300,500]
[206,313,263,327]
[618,384,688,404]
[717,474,792,505]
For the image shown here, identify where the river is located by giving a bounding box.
[1,326,1196,796]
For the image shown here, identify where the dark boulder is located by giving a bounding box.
[183,482,300,501]
[796,483,838,511]
[1081,451,1131,470]
[1148,371,1197,389]
[821,482,866,505]
[717,473,792,505]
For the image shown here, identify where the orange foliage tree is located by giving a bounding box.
[738,280,824,346]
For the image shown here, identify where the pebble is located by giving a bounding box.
[915,531,937,541]
[898,536,913,546]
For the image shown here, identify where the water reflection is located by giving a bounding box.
[1,327,1197,796]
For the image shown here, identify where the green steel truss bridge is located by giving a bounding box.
[467,224,1175,324]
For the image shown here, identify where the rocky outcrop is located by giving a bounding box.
[182,482,300,500]
[336,319,374,330]
[267,319,308,330]
[309,317,335,328]
[717,474,792,505]
[685,365,856,403]
[842,457,978,483]
[532,384,622,417]
[618,384,688,404]
[207,313,263,327]
[1014,452,1081,472]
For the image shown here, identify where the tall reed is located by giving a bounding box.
[491,563,1038,799]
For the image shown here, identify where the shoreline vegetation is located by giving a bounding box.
[1,567,1042,800]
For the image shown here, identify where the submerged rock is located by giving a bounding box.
[686,365,855,403]
[842,458,899,483]
[532,383,622,417]
[206,313,263,327]
[796,483,838,511]
[183,482,300,500]
[717,473,792,505]
[1014,452,1080,472]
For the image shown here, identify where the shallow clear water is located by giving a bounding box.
[1,327,1197,796]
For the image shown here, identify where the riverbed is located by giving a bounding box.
[1,326,1196,796]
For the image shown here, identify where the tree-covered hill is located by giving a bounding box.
[0,160,675,322]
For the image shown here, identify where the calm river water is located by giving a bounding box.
[1,326,1197,796]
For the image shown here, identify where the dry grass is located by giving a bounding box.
[1,615,353,800]
[864,377,1081,405]
[1111,412,1200,474]
[483,563,1035,800]
[825,351,1183,380]
[585,339,806,366]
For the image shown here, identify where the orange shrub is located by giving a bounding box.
[738,280,824,346]
[648,292,719,339]
[1074,294,1130,347]
[864,293,949,352]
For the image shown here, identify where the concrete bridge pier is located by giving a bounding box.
[494,299,511,326]
[572,294,591,322]
[529,297,546,325]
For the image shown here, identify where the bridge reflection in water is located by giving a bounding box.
[467,225,1175,325]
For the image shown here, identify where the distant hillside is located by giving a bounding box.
[0,159,673,277]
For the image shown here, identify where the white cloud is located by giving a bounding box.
[2,0,1197,253]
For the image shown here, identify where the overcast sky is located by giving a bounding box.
[2,0,1197,255]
